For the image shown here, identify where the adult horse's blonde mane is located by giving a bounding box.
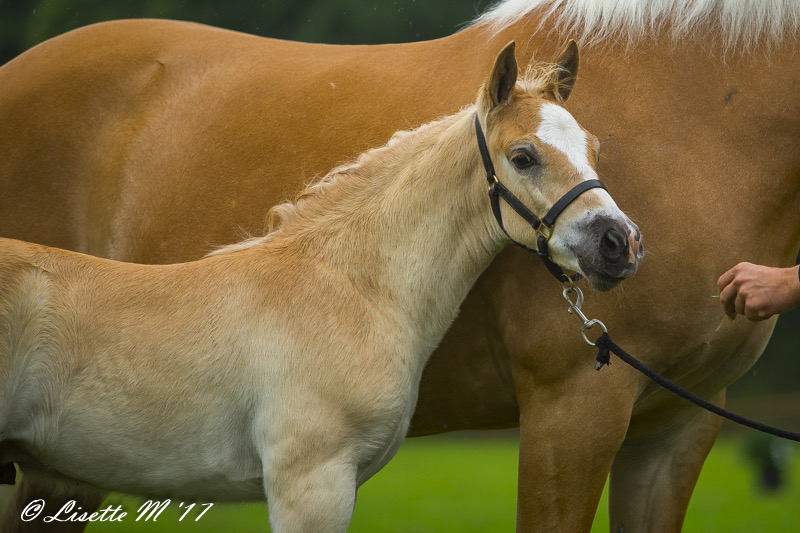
[475,0,800,49]
[210,65,561,256]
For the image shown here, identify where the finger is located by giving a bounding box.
[718,281,738,319]
[746,298,772,322]
[745,306,768,321]
[744,305,759,321]
[735,290,747,318]
[717,266,737,293]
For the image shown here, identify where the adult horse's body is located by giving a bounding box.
[0,0,799,531]
[0,45,639,532]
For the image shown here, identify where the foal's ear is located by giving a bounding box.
[546,40,579,104]
[484,41,518,110]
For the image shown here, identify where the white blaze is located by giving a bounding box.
[535,103,596,179]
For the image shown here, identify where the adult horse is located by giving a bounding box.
[0,0,799,531]
[0,45,639,532]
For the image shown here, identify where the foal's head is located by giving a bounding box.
[477,42,642,291]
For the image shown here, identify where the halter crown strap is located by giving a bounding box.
[475,114,498,186]
[474,115,606,283]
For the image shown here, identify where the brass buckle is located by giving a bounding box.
[535,221,552,241]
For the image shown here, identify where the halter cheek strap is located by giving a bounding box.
[474,115,606,284]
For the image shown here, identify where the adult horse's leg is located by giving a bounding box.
[1,472,106,533]
[491,247,640,531]
[514,367,634,531]
[0,483,13,528]
[608,394,724,533]
[607,320,776,532]
[409,269,520,435]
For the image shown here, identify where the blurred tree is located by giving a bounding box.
[290,0,481,44]
[0,0,31,63]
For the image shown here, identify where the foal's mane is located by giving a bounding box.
[205,116,468,256]
[266,115,457,235]
[475,0,800,50]
[207,66,559,257]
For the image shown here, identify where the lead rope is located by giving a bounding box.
[563,286,800,442]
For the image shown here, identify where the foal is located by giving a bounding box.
[0,43,639,531]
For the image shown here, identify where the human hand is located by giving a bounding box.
[717,262,800,321]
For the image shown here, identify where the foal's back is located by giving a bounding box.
[0,236,324,396]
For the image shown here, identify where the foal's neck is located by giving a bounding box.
[281,110,503,350]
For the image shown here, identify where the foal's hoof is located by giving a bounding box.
[0,463,16,485]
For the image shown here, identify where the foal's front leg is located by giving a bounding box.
[263,449,358,533]
[258,407,362,533]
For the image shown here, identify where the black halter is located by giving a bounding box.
[474,115,606,284]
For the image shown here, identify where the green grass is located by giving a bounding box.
[85,434,800,532]
[680,438,800,533]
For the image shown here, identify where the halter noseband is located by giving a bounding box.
[474,115,606,284]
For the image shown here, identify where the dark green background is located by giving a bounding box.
[0,0,487,65]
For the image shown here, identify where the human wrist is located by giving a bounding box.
[792,265,800,306]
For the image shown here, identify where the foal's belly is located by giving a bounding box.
[8,442,266,502]
[7,384,417,503]
[4,391,267,501]
[11,435,267,502]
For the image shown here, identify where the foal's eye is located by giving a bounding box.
[510,151,538,170]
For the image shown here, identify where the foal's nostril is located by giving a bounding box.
[600,228,627,260]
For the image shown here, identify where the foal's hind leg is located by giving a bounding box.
[608,391,724,533]
[1,471,106,533]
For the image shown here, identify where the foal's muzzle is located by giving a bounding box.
[576,216,643,291]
